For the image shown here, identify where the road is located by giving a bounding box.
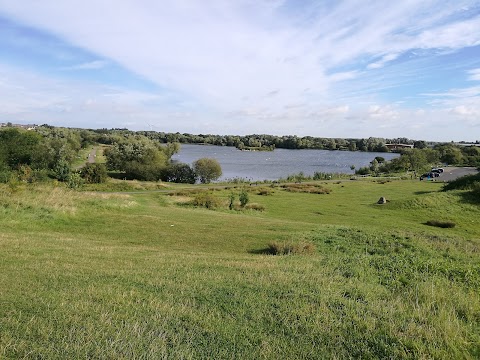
[432,167,478,182]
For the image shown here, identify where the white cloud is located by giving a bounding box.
[1,0,480,140]
[328,71,359,82]
[468,68,480,81]
[367,53,399,69]
[62,60,108,70]
[451,105,480,116]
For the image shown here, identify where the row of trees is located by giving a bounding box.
[92,128,434,152]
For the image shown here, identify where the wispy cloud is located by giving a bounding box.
[367,53,399,69]
[468,68,480,81]
[62,60,108,71]
[0,0,479,140]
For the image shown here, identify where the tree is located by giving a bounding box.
[0,128,42,168]
[193,158,222,184]
[440,146,464,165]
[402,149,429,173]
[104,136,170,181]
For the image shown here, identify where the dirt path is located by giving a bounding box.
[88,147,97,164]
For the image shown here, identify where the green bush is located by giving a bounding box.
[239,189,249,207]
[228,192,236,210]
[52,159,71,181]
[161,163,196,183]
[81,163,108,184]
[67,172,84,189]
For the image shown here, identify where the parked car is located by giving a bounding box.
[431,168,444,173]
[420,172,440,180]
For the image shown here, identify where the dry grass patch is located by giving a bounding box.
[425,219,456,228]
[267,240,316,255]
[281,183,331,194]
[244,203,266,211]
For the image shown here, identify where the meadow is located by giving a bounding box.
[0,178,479,359]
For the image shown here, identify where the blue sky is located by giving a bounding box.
[0,1,479,141]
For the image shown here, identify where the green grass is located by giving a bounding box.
[0,179,479,359]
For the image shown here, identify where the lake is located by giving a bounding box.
[172,144,400,181]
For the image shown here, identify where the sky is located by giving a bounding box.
[0,1,479,141]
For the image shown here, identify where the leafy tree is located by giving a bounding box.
[0,128,42,168]
[104,136,171,181]
[435,144,464,165]
[401,149,429,173]
[414,140,427,149]
[193,158,222,184]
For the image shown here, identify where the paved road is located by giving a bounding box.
[432,167,478,182]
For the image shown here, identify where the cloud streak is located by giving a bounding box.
[0,0,479,140]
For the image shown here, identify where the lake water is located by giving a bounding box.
[172,144,400,181]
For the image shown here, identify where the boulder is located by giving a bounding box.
[377,196,387,204]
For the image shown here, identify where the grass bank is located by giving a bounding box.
[0,179,479,358]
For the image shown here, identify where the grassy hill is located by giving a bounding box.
[0,179,479,359]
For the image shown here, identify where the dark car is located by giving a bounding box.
[420,172,439,180]
[431,168,444,173]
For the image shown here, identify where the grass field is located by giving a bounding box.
[0,179,479,359]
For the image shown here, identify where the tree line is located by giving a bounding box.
[89,128,436,152]
[0,125,222,185]
[1,124,479,185]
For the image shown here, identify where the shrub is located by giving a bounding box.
[192,192,221,209]
[239,189,249,207]
[257,187,274,195]
[17,164,34,183]
[66,172,84,189]
[52,159,71,181]
[228,192,236,210]
[267,241,316,255]
[161,163,196,183]
[355,166,371,176]
[425,220,456,228]
[81,163,108,184]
